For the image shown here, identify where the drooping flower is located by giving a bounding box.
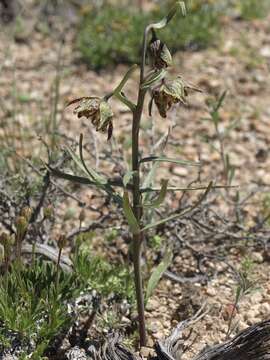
[67,97,114,140]
[148,30,172,69]
[151,76,201,118]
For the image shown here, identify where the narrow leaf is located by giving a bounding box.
[144,179,168,208]
[79,134,107,184]
[115,92,136,112]
[123,170,136,188]
[47,165,127,189]
[150,1,186,30]
[123,192,140,235]
[140,156,200,167]
[145,249,173,304]
[113,64,138,95]
[141,181,213,232]
[66,135,122,204]
[47,166,97,185]
[141,184,236,193]
[214,90,227,113]
[141,69,167,90]
[142,162,159,203]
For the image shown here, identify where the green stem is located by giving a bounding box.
[131,24,150,348]
[130,3,186,346]
[55,247,62,294]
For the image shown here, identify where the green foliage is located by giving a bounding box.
[262,194,270,225]
[238,0,270,20]
[145,249,172,304]
[77,6,149,70]
[0,260,77,356]
[73,250,135,302]
[203,92,238,185]
[149,235,163,250]
[226,256,259,338]
[77,2,220,70]
[0,249,134,356]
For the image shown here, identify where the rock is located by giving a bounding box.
[206,286,216,297]
[251,252,264,263]
[66,346,87,360]
[121,316,131,325]
[250,291,263,305]
[146,298,160,311]
[172,166,188,177]
[148,321,160,333]
[237,320,248,332]
[140,346,155,358]
[152,331,164,340]
[3,355,18,360]
[259,302,270,316]
[260,46,270,58]
[246,317,262,326]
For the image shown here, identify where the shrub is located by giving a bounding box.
[237,0,270,20]
[0,250,134,357]
[77,2,220,70]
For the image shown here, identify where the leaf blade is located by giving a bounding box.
[150,1,186,30]
[140,156,200,167]
[143,179,168,208]
[145,249,173,304]
[141,181,213,232]
[141,69,167,90]
[123,192,140,235]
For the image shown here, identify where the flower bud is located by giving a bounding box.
[44,205,54,220]
[58,234,67,249]
[9,234,15,246]
[15,216,28,238]
[21,207,32,222]
[0,232,9,245]
[0,244,4,263]
[79,208,86,223]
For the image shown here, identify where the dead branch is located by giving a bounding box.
[192,319,270,360]
[155,319,270,360]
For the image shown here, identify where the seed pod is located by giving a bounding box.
[58,234,67,249]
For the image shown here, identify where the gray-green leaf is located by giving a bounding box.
[141,69,167,90]
[145,249,173,304]
[140,156,200,167]
[143,179,168,208]
[150,1,186,31]
[123,192,140,235]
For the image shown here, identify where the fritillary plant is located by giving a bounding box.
[49,2,214,346]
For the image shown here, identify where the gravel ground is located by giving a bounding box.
[0,3,270,358]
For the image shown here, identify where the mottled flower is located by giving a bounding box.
[67,97,114,140]
[151,76,201,118]
[148,30,172,69]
